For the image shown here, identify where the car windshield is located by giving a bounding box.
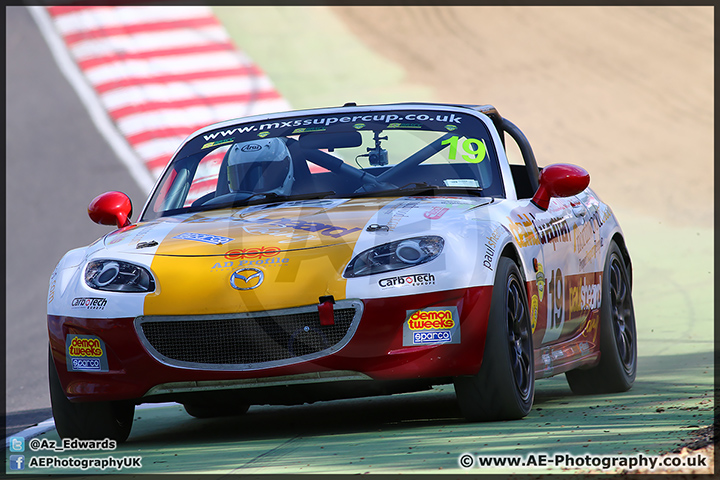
[141,107,504,221]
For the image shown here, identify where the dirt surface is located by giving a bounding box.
[332,6,713,229]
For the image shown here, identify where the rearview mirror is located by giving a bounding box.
[88,191,133,228]
[298,131,362,151]
[531,164,590,210]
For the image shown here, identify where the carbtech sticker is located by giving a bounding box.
[403,306,460,346]
[66,335,109,372]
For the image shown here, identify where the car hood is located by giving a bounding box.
[98,196,493,315]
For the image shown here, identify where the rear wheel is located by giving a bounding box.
[183,402,250,419]
[49,351,134,442]
[565,241,637,393]
[454,257,535,421]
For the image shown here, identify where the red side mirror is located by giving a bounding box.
[531,164,590,210]
[88,191,133,228]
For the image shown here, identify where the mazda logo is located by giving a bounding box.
[230,268,264,290]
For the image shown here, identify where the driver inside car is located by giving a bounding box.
[226,138,295,196]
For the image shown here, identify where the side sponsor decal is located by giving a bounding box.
[212,257,289,271]
[71,297,107,310]
[173,232,234,245]
[201,112,465,141]
[202,138,234,149]
[403,306,461,346]
[535,261,546,302]
[541,270,603,344]
[574,216,595,254]
[530,294,539,333]
[569,275,602,314]
[507,212,572,249]
[66,335,109,372]
[582,315,600,344]
[374,197,478,232]
[423,206,449,220]
[48,270,57,305]
[234,217,361,239]
[482,228,503,271]
[507,213,540,247]
[225,246,280,259]
[378,199,420,232]
[378,273,435,289]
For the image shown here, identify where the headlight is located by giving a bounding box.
[344,236,444,278]
[85,260,155,292]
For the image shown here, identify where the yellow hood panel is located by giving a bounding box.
[144,199,384,315]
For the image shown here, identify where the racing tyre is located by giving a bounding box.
[183,402,250,419]
[454,257,535,421]
[565,241,637,394]
[49,351,134,442]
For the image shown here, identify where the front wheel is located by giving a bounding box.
[454,257,535,421]
[49,350,134,442]
[565,241,637,394]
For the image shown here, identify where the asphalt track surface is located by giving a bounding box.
[5,5,714,475]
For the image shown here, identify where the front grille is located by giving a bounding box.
[135,300,362,370]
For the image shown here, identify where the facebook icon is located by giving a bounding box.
[9,455,25,470]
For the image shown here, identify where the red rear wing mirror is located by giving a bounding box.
[88,191,133,228]
[531,164,590,210]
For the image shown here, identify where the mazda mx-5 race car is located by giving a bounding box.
[48,102,636,442]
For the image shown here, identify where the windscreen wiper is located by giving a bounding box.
[350,183,484,198]
[227,190,338,206]
[189,190,337,213]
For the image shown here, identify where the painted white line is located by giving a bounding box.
[4,403,181,447]
[27,5,156,195]
[52,6,214,34]
[117,101,278,137]
[133,136,188,162]
[101,77,276,111]
[71,27,230,61]
[84,51,252,86]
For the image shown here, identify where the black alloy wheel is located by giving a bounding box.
[454,257,535,421]
[565,241,637,394]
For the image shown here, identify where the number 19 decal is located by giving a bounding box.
[441,136,487,163]
[542,268,565,343]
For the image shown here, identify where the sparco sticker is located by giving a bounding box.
[65,335,109,372]
[402,306,461,346]
[173,232,234,245]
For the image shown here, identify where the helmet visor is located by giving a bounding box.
[228,158,290,193]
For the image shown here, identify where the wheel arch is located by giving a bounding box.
[498,242,529,284]
[610,232,633,289]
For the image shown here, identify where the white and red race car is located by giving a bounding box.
[48,102,636,442]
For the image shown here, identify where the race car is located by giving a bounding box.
[47,102,636,442]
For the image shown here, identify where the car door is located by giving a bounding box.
[534,194,599,345]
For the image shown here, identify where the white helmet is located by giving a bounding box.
[227,138,294,196]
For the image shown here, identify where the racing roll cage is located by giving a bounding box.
[286,103,543,199]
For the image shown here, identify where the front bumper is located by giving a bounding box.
[48,286,492,403]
